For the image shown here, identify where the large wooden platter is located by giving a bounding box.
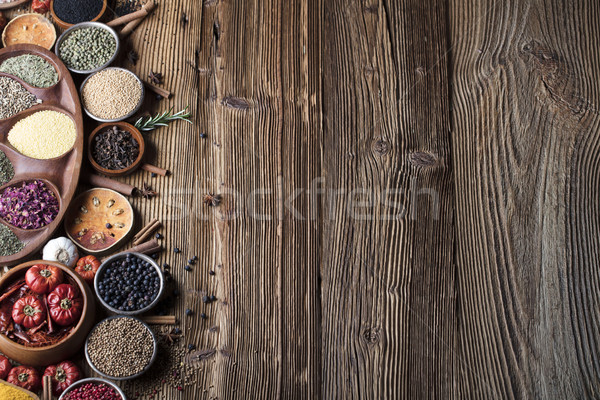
[0,0,29,10]
[0,44,83,266]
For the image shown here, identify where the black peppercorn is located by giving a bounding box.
[200,133,207,139]
[174,328,182,334]
[209,270,215,276]
[185,309,193,316]
[156,233,163,239]
[151,173,157,178]
[162,263,170,270]
[106,223,112,229]
[210,295,216,301]
[200,313,207,319]
[188,344,195,351]
[202,296,209,303]
[192,255,198,261]
[174,247,180,254]
[184,265,192,271]
[173,289,180,297]
[188,258,195,265]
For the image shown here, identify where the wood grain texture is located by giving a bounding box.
[451,0,600,398]
[320,0,455,398]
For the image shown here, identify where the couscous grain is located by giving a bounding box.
[8,110,76,159]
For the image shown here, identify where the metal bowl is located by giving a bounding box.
[58,377,127,399]
[94,252,164,315]
[55,22,120,74]
[80,67,145,123]
[84,315,158,381]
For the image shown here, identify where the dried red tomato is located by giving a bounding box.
[75,256,101,286]
[0,355,11,380]
[43,360,81,395]
[47,284,82,327]
[25,264,63,294]
[7,365,41,392]
[31,0,50,14]
[12,296,46,329]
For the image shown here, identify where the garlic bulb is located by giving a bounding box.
[43,237,79,267]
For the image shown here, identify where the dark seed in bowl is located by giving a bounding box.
[98,254,160,312]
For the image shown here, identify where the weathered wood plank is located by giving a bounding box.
[451,0,600,398]
[320,0,455,398]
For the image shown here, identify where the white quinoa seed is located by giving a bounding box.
[82,69,142,120]
[8,110,76,159]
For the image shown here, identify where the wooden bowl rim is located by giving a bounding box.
[1,13,57,50]
[87,122,146,177]
[0,260,93,351]
[50,0,107,29]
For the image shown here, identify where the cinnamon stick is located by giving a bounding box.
[129,238,162,255]
[133,218,162,245]
[85,174,136,196]
[144,81,171,99]
[120,1,157,37]
[107,7,151,27]
[141,163,170,176]
[42,375,52,400]
[142,315,177,325]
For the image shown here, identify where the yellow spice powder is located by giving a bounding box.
[0,381,35,400]
[8,110,76,159]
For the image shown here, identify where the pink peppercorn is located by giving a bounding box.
[63,382,122,400]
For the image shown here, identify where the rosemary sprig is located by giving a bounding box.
[134,106,193,132]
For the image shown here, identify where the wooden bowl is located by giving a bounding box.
[1,13,57,50]
[0,261,95,366]
[88,122,145,177]
[50,0,107,30]
[0,378,40,399]
[64,188,134,255]
[0,0,30,11]
[0,45,84,266]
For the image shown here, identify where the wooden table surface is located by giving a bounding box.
[4,0,600,398]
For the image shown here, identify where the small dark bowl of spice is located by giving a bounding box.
[58,377,126,400]
[51,0,107,30]
[94,252,164,315]
[88,122,145,177]
[84,315,157,381]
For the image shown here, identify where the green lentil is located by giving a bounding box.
[0,55,59,88]
[0,150,15,186]
[59,27,116,71]
[0,76,41,120]
[0,224,24,257]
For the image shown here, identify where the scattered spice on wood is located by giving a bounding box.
[148,70,163,85]
[92,126,140,170]
[139,183,157,199]
[203,193,222,207]
[127,50,139,65]
[180,12,188,27]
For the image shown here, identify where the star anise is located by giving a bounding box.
[127,50,139,65]
[148,70,163,85]
[203,193,222,207]
[159,328,181,344]
[139,183,157,199]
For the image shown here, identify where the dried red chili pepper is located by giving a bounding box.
[12,296,46,329]
[43,360,81,395]
[75,255,101,286]
[47,284,82,327]
[25,264,64,294]
[0,354,11,380]
[7,365,41,392]
[31,0,50,14]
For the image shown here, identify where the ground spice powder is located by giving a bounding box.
[0,381,34,399]
[8,110,76,159]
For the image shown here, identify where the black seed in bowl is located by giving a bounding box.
[98,255,160,311]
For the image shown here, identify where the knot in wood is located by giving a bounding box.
[362,327,381,344]
[409,151,437,168]
[372,139,391,156]
[222,96,251,110]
